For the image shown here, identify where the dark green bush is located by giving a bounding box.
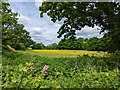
[15,43,26,50]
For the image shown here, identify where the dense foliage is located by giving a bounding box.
[58,37,106,51]
[45,43,58,50]
[31,43,45,49]
[1,1,35,50]
[39,2,120,52]
[2,51,120,88]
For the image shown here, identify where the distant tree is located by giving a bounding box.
[46,43,58,50]
[57,36,108,51]
[102,33,119,53]
[31,43,45,49]
[51,43,58,49]
[76,37,84,50]
[96,38,106,52]
[84,38,89,50]
[58,40,65,50]
[87,37,99,51]
[58,38,79,50]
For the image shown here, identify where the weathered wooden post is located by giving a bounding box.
[7,45,16,52]
[42,65,49,79]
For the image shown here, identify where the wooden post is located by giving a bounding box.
[42,65,49,79]
[7,45,16,52]
[30,56,33,63]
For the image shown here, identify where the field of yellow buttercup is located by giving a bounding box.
[32,50,106,57]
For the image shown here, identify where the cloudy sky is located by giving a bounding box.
[8,0,103,45]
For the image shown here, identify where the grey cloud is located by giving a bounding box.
[76,26,103,38]
[30,28,60,45]
[34,0,43,7]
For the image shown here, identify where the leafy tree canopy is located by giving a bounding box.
[39,2,120,52]
[1,1,35,50]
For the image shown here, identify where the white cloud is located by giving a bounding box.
[20,14,31,22]
[18,14,32,24]
[32,27,41,31]
[11,9,15,12]
[76,26,103,38]
[9,0,35,2]
[55,24,61,27]
[34,0,43,7]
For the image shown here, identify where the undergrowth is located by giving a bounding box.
[1,50,120,88]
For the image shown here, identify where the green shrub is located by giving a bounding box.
[2,62,119,88]
[15,43,26,50]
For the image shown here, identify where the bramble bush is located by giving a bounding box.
[2,51,120,88]
[2,62,119,88]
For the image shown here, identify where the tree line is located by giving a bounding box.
[31,34,112,53]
